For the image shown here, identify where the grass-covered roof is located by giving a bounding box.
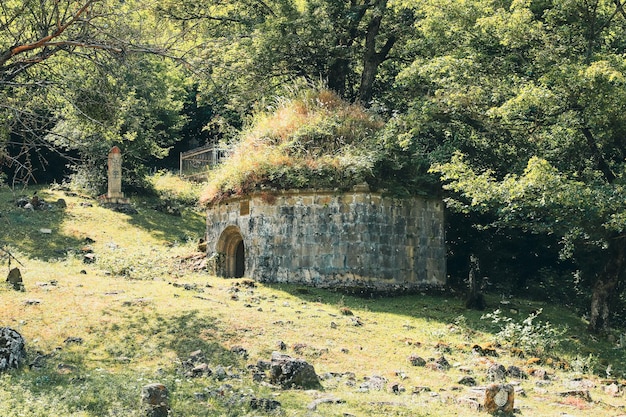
[200,88,384,205]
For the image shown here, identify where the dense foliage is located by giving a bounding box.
[2,0,626,333]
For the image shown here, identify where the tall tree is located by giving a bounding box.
[159,0,417,107]
[397,0,626,333]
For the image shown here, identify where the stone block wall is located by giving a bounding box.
[206,189,446,290]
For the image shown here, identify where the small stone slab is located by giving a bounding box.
[141,383,170,417]
[6,268,24,291]
[484,383,514,415]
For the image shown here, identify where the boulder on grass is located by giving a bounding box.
[269,352,321,389]
[141,383,170,417]
[0,327,26,371]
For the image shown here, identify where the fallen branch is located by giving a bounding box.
[1,244,24,269]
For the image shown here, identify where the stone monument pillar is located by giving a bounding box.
[102,146,129,204]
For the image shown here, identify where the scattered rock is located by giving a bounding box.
[408,354,426,366]
[230,346,248,358]
[256,359,271,371]
[484,383,514,415]
[412,386,432,394]
[349,317,363,326]
[487,363,507,382]
[566,378,595,389]
[250,397,281,411]
[307,396,345,411]
[102,203,138,215]
[268,352,321,389]
[425,362,445,372]
[0,327,26,371]
[23,299,42,306]
[214,365,228,380]
[190,363,211,377]
[457,396,481,411]
[340,307,353,316]
[507,365,527,379]
[189,350,205,362]
[360,375,386,391]
[603,383,621,396]
[435,355,450,370]
[141,383,170,417]
[56,198,67,208]
[558,390,592,402]
[15,197,29,208]
[64,337,84,345]
[389,382,405,394]
[472,343,498,357]
[529,368,549,380]
[83,253,96,264]
[458,376,477,386]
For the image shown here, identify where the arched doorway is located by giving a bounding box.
[216,226,245,278]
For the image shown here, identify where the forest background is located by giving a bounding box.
[2,0,626,335]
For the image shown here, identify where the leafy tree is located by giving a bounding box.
[160,0,418,107]
[0,0,186,186]
[396,0,626,333]
[51,55,187,193]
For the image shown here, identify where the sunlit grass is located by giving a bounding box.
[1,184,625,416]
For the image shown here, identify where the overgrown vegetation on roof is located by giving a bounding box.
[200,88,384,205]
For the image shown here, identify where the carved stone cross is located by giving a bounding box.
[107,146,124,199]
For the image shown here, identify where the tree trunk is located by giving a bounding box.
[357,1,396,105]
[327,58,349,98]
[465,253,486,310]
[588,235,626,333]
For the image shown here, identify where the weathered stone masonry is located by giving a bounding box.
[206,189,446,290]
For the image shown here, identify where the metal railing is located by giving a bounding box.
[179,144,229,178]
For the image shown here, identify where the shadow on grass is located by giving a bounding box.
[4,310,244,417]
[91,308,241,367]
[270,282,626,377]
[125,196,206,244]
[0,186,85,261]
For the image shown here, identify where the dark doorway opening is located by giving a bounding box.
[235,240,245,278]
[216,226,246,278]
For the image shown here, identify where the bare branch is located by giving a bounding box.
[0,0,96,68]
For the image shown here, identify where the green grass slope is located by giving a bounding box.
[0,183,625,416]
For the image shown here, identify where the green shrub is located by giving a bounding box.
[482,308,567,356]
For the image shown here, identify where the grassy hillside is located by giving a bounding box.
[1,181,625,416]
